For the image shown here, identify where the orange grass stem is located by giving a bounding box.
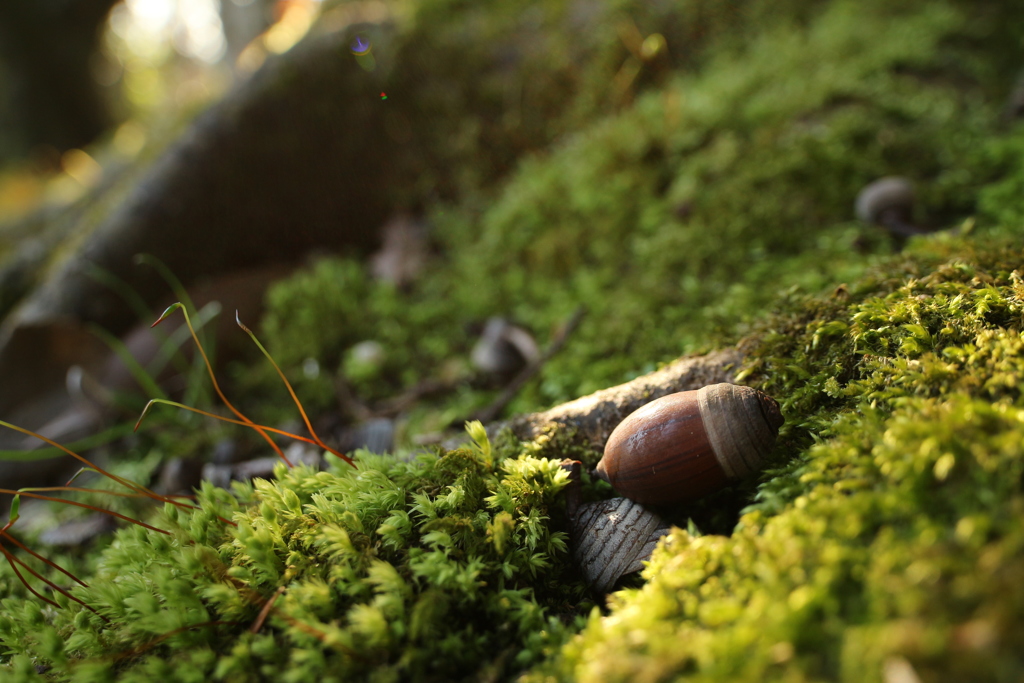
[250,585,286,633]
[0,420,193,512]
[235,311,354,466]
[152,303,293,467]
[278,614,365,660]
[112,620,239,662]
[26,486,197,507]
[0,542,60,608]
[0,489,171,536]
[1,531,86,587]
[137,398,335,455]
[0,535,105,620]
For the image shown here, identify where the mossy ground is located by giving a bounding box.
[0,427,585,682]
[3,0,1024,680]
[531,236,1024,682]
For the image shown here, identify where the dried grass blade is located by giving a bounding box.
[152,304,292,466]
[235,311,353,466]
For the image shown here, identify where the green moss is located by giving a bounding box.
[0,427,587,680]
[384,0,842,202]
[22,242,1024,680]
[741,236,1024,482]
[255,257,472,414]
[260,0,1022,429]
[526,229,1024,680]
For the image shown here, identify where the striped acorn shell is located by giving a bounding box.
[571,497,670,593]
[595,383,783,505]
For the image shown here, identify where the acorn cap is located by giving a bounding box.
[571,497,670,593]
[698,383,783,479]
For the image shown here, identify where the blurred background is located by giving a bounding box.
[0,0,319,216]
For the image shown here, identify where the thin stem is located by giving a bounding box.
[112,620,238,661]
[0,541,59,608]
[1,532,87,587]
[0,534,104,619]
[0,420,192,511]
[0,489,171,535]
[152,304,293,467]
[250,586,286,633]
[276,614,364,660]
[236,312,353,466]
[136,399,323,451]
[27,486,195,506]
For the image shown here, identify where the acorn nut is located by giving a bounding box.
[596,383,784,505]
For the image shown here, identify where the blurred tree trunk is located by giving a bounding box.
[0,0,119,160]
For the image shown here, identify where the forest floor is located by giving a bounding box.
[1,0,1024,680]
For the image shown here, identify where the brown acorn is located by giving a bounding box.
[595,383,784,505]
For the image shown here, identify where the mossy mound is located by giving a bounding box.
[0,425,584,681]
[530,236,1024,681]
[5,237,1024,681]
[533,398,1024,681]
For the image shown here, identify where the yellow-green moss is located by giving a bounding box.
[531,394,1024,682]
[527,234,1024,680]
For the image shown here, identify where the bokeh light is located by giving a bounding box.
[350,35,371,56]
[110,0,227,66]
[103,0,233,116]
